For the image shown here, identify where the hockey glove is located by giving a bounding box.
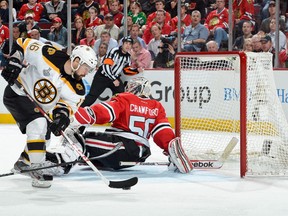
[1,57,23,85]
[167,137,193,174]
[50,108,70,136]
[60,128,86,162]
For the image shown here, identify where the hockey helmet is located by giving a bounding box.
[125,77,151,98]
[70,45,97,73]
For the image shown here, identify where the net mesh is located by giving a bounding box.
[175,52,288,176]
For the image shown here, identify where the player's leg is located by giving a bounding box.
[83,131,151,170]
[3,86,60,187]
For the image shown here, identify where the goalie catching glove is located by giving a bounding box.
[167,137,193,174]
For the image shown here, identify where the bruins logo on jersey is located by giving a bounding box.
[33,79,57,104]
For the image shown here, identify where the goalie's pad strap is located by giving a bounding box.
[168,137,193,173]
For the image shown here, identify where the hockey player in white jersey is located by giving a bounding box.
[1,38,97,188]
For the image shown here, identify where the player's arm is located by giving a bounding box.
[123,65,141,76]
[1,38,27,85]
[72,94,124,125]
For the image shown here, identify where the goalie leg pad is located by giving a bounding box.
[168,137,193,173]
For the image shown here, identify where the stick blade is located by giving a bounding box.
[219,137,238,162]
[108,177,138,189]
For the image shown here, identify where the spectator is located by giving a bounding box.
[43,0,67,26]
[72,16,86,46]
[0,14,8,66]
[93,30,118,54]
[47,17,68,47]
[109,0,123,28]
[204,0,229,48]
[85,6,102,30]
[232,21,253,51]
[260,34,275,66]
[268,18,287,51]
[147,23,162,60]
[18,12,41,39]
[96,41,108,70]
[242,38,253,52]
[233,0,255,38]
[141,0,157,17]
[251,34,262,52]
[131,39,152,69]
[99,0,110,17]
[13,26,21,40]
[206,40,219,52]
[79,27,95,48]
[30,28,65,50]
[128,1,147,27]
[0,0,17,23]
[118,15,133,39]
[71,0,82,19]
[259,1,286,34]
[153,34,178,68]
[165,0,178,18]
[119,24,146,49]
[17,0,44,22]
[145,0,171,27]
[279,42,288,68]
[185,0,206,22]
[94,13,119,40]
[182,10,209,52]
[142,10,172,45]
[0,14,9,46]
[76,0,100,24]
[170,3,191,34]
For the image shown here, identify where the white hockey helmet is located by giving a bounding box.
[125,77,151,98]
[70,45,97,73]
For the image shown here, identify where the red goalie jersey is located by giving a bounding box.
[75,92,175,152]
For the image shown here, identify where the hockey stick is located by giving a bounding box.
[0,142,123,178]
[12,80,138,189]
[120,137,238,169]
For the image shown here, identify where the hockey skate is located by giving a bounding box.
[12,159,64,188]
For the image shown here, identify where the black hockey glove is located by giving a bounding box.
[50,108,71,136]
[1,57,23,85]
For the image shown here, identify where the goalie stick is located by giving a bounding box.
[119,137,238,169]
[12,80,138,189]
[0,142,123,178]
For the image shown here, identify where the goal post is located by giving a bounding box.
[174,51,288,177]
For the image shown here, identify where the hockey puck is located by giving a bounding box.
[122,187,131,190]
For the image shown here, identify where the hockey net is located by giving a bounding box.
[174,52,288,176]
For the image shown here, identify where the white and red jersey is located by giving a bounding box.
[204,7,229,31]
[0,24,9,46]
[18,3,44,21]
[76,92,175,152]
[11,38,86,114]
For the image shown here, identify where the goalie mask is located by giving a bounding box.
[125,77,151,98]
[70,45,97,74]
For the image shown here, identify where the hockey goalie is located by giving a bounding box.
[48,77,193,174]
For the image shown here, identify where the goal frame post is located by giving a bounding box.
[174,51,248,177]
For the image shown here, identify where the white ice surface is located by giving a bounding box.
[1,124,288,216]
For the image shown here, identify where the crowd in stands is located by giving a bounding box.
[1,0,288,68]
